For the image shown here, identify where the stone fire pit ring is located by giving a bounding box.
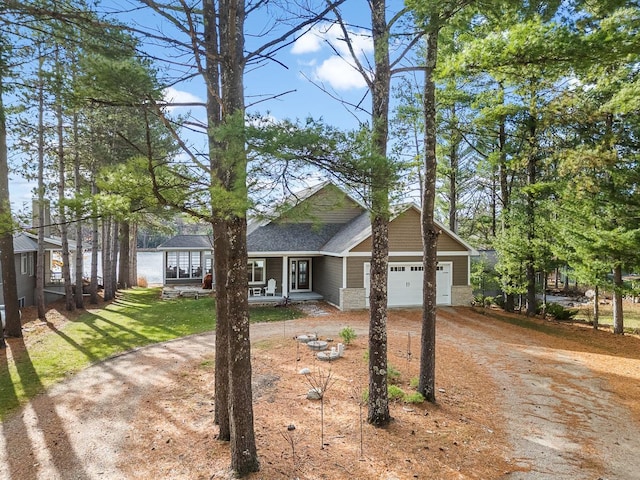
[306,340,328,351]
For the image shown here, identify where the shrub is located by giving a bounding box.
[339,326,357,345]
[546,302,579,320]
[404,392,425,404]
[409,377,419,388]
[388,385,405,401]
[387,364,402,385]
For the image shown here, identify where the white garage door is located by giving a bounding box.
[364,262,452,307]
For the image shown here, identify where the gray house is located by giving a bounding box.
[0,232,75,308]
[159,182,478,310]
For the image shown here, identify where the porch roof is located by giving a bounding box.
[13,233,38,253]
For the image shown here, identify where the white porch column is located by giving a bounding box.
[281,256,288,297]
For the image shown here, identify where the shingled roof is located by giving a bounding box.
[157,234,213,250]
[247,222,345,253]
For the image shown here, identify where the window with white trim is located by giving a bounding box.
[21,253,28,275]
[410,266,424,272]
[248,259,265,284]
[390,266,405,272]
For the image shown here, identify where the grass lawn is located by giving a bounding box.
[574,302,640,330]
[0,288,304,420]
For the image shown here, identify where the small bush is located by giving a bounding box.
[409,377,419,388]
[339,326,357,345]
[546,302,579,320]
[388,385,405,401]
[404,392,425,404]
[387,364,402,385]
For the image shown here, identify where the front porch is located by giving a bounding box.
[248,291,324,305]
[160,284,323,304]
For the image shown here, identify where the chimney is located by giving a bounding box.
[32,199,51,237]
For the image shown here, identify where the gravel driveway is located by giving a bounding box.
[1,307,639,479]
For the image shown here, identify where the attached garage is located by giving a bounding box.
[364,261,452,307]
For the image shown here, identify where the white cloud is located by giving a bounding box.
[291,30,324,54]
[162,87,203,112]
[314,56,369,90]
[291,23,373,91]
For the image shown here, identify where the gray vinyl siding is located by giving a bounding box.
[265,258,284,294]
[0,253,36,307]
[281,186,363,225]
[313,256,342,306]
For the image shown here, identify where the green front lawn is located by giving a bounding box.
[0,288,304,420]
[574,303,640,330]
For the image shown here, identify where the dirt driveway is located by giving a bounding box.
[1,305,639,479]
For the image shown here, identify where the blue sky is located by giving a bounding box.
[9,0,401,211]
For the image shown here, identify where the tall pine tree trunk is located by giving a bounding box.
[593,285,599,330]
[418,23,440,403]
[204,0,231,442]
[525,100,537,317]
[35,54,47,319]
[0,71,20,338]
[612,264,624,334]
[498,84,515,312]
[367,0,391,427]
[118,221,130,289]
[55,60,75,313]
[128,222,138,287]
[73,112,84,309]
[102,219,113,301]
[89,181,99,304]
[110,219,119,296]
[213,219,230,441]
[219,0,258,473]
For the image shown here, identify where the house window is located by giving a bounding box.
[29,254,34,276]
[390,266,405,272]
[410,266,424,272]
[166,252,178,278]
[191,253,202,278]
[248,259,265,284]
[178,252,190,278]
[166,251,204,279]
[21,253,28,275]
[18,297,25,308]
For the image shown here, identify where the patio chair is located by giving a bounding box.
[265,278,276,296]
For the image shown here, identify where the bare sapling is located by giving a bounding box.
[304,367,337,449]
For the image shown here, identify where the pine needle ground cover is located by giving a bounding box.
[0,288,303,420]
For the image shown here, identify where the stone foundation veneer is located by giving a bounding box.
[339,285,473,310]
[451,285,474,306]
[340,287,366,311]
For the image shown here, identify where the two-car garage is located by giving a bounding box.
[364,261,452,307]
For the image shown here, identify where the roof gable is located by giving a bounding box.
[276,183,365,225]
[346,205,478,255]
